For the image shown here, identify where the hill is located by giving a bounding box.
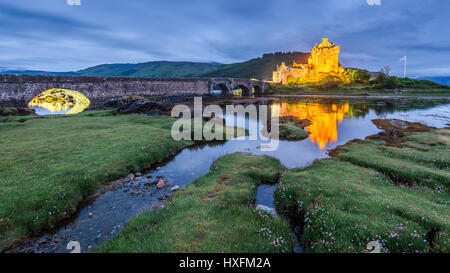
[75,61,221,78]
[202,52,310,81]
[1,70,76,76]
[1,62,220,78]
[0,52,310,81]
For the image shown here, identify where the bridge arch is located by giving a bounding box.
[252,85,263,97]
[28,88,91,115]
[233,84,251,97]
[211,83,230,96]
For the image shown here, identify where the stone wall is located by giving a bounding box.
[0,74,266,106]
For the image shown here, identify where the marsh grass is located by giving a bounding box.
[275,129,450,253]
[95,153,294,253]
[337,129,450,191]
[0,111,195,250]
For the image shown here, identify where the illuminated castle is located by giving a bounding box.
[273,38,348,84]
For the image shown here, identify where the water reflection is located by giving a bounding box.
[271,101,352,149]
[29,104,73,115]
[28,88,91,115]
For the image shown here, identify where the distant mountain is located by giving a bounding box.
[1,70,75,76]
[1,62,221,78]
[0,52,311,80]
[76,61,222,78]
[419,77,450,86]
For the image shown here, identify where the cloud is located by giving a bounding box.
[0,0,449,76]
[67,0,81,6]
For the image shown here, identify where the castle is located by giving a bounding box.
[273,38,348,84]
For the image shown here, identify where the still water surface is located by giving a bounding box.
[16,97,450,253]
[29,106,72,115]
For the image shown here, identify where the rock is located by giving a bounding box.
[278,115,311,128]
[146,110,161,116]
[156,175,164,179]
[0,107,35,117]
[124,173,135,182]
[256,205,277,216]
[146,179,158,186]
[88,212,93,218]
[170,185,181,192]
[120,98,162,114]
[156,179,165,189]
[158,194,169,201]
[105,97,168,115]
[103,98,127,108]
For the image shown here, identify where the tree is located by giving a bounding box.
[381,66,391,77]
[347,68,371,83]
[383,76,399,89]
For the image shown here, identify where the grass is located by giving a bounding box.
[95,153,294,253]
[267,77,450,97]
[0,107,35,117]
[0,111,198,250]
[337,131,450,192]
[274,129,450,253]
[268,87,450,97]
[0,108,17,115]
[278,123,309,141]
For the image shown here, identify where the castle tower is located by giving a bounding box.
[308,38,340,74]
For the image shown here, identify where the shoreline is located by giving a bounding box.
[269,93,450,100]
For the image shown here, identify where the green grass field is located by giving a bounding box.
[275,129,450,253]
[0,111,196,250]
[95,153,294,253]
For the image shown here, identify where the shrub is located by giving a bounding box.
[347,68,371,83]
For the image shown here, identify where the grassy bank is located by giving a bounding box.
[0,111,199,250]
[278,123,309,141]
[275,128,450,253]
[267,77,450,97]
[268,87,450,97]
[95,153,294,253]
[263,116,310,141]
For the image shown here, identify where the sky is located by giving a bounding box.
[0,0,449,77]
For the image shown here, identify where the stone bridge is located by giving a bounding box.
[0,74,268,106]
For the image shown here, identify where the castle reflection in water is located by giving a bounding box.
[271,101,355,149]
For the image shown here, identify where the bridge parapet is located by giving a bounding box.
[0,74,267,106]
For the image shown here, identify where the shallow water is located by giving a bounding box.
[14,97,450,253]
[29,106,72,115]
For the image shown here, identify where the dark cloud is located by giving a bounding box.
[0,0,449,76]
[0,3,96,28]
